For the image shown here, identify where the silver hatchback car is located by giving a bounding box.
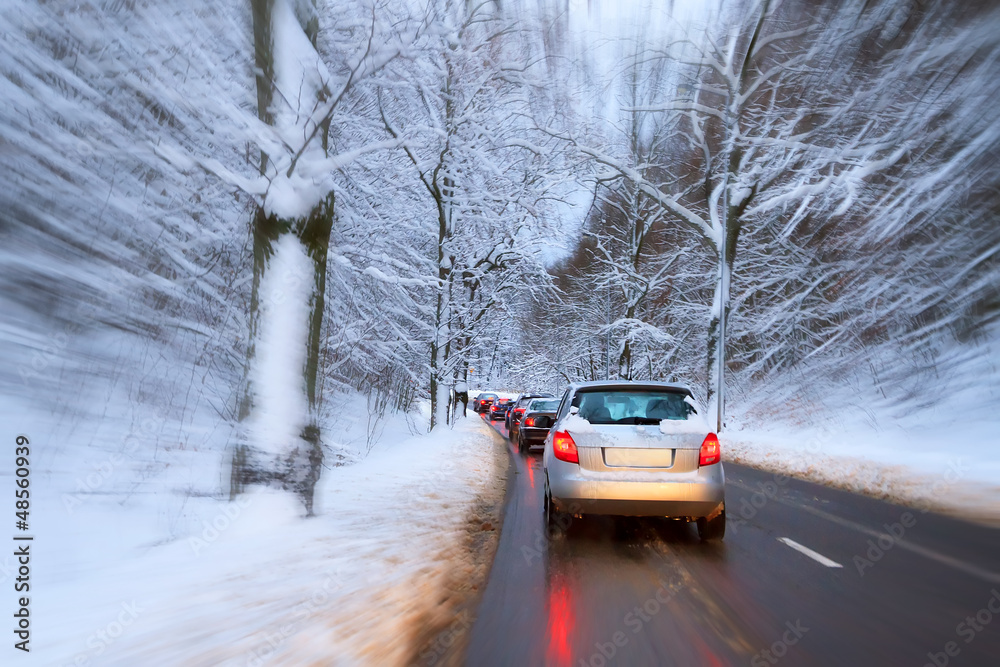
[542,381,725,540]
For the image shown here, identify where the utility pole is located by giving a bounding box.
[606,260,611,381]
[716,232,727,433]
[716,102,731,434]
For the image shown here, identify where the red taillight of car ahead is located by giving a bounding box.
[552,431,578,464]
[515,408,525,416]
[524,417,535,427]
[699,433,721,466]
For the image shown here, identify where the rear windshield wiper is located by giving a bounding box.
[613,416,662,425]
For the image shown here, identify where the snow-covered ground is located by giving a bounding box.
[9,410,505,666]
[723,425,999,524]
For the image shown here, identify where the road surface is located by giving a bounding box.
[465,415,1000,666]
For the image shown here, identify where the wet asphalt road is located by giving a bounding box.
[464,414,1000,667]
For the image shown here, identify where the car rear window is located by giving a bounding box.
[570,390,694,424]
[527,399,559,412]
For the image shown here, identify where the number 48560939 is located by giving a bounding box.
[15,435,29,527]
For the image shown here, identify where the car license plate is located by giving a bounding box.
[603,448,675,468]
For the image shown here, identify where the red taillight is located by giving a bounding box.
[552,431,578,464]
[699,433,720,466]
[524,417,535,427]
[515,408,525,416]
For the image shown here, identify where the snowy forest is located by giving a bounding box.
[2,0,999,515]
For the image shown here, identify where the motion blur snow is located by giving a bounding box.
[27,411,502,666]
[1,0,998,663]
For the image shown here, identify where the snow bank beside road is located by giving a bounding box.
[725,328,1000,524]
[32,416,506,666]
[723,425,1000,525]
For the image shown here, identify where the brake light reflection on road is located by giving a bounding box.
[545,577,576,667]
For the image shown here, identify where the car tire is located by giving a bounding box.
[697,503,726,541]
[517,432,527,454]
[544,485,564,533]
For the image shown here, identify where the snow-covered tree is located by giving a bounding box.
[230,0,419,511]
[374,0,564,428]
[555,0,1000,429]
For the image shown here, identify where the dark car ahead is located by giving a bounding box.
[489,398,513,421]
[506,392,555,432]
[474,393,498,414]
[517,398,560,453]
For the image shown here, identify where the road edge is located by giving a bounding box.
[406,417,512,666]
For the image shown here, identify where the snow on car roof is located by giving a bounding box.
[567,380,692,393]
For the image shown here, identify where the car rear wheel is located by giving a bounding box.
[517,431,527,454]
[696,503,726,541]
[544,484,565,533]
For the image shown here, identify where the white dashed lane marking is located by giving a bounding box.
[778,537,844,568]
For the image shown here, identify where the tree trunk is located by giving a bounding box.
[429,199,452,430]
[232,0,333,515]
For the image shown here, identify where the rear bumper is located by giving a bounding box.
[547,460,725,519]
[520,427,550,443]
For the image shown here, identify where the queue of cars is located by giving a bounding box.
[474,380,725,541]
[506,392,555,432]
